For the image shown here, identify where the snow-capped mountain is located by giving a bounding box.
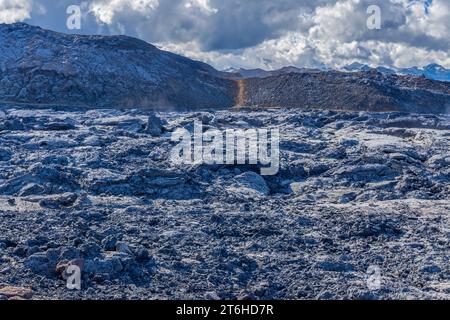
[344,62,450,82]
[343,62,374,72]
[399,64,450,82]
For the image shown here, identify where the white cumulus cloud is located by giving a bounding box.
[184,0,217,15]
[90,0,159,25]
[0,0,33,23]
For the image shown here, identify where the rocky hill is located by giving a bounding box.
[240,70,450,114]
[0,23,236,109]
[0,23,449,114]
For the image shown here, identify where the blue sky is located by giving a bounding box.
[1,0,449,70]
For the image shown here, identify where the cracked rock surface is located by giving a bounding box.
[0,106,448,300]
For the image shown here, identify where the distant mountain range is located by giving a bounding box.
[0,23,449,114]
[223,66,322,79]
[343,62,450,82]
[228,62,450,82]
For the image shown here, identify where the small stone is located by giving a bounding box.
[237,291,256,300]
[340,192,357,204]
[8,296,27,301]
[84,254,124,276]
[44,122,76,131]
[56,258,85,279]
[0,286,33,299]
[205,291,221,300]
[136,248,150,262]
[80,242,102,259]
[73,238,83,247]
[12,246,28,258]
[0,267,11,275]
[316,261,355,272]
[0,239,17,248]
[421,265,442,273]
[39,193,78,208]
[316,291,334,300]
[59,247,81,260]
[290,182,305,195]
[42,155,70,166]
[24,253,50,274]
[19,183,45,196]
[58,193,78,206]
[26,246,40,256]
[228,171,270,198]
[55,260,69,276]
[0,148,12,161]
[144,113,163,136]
[26,236,48,247]
[116,242,133,255]
[253,282,270,298]
[102,235,118,251]
[340,139,359,148]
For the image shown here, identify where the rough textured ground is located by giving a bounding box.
[0,107,449,300]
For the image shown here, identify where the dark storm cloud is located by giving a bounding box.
[196,0,319,50]
[21,0,331,49]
